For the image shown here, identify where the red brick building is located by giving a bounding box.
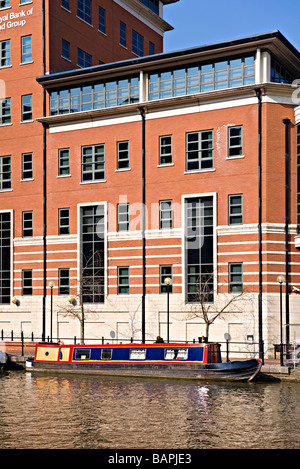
[1,3,300,357]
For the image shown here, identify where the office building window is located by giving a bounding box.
[0,212,11,304]
[118,267,129,294]
[185,196,214,303]
[186,130,213,172]
[22,270,32,296]
[61,0,69,9]
[0,98,11,125]
[149,56,255,100]
[22,153,33,180]
[159,200,172,229]
[22,211,33,237]
[132,30,143,57]
[21,94,32,121]
[149,41,155,55]
[0,155,11,190]
[99,6,105,34]
[81,205,105,303]
[120,21,126,47]
[81,144,105,182]
[159,135,172,165]
[160,265,173,293]
[59,269,70,295]
[77,0,91,24]
[62,39,70,60]
[58,208,70,235]
[0,39,10,67]
[58,148,70,176]
[50,76,139,115]
[138,0,159,14]
[0,1,10,9]
[228,126,243,157]
[77,48,92,68]
[117,203,129,232]
[21,35,32,63]
[228,194,243,225]
[117,141,129,170]
[271,57,294,84]
[229,263,243,293]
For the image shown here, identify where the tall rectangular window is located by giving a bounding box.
[159,135,172,165]
[0,155,11,190]
[22,153,33,180]
[185,196,214,303]
[77,0,91,24]
[22,270,32,296]
[21,35,32,63]
[149,41,155,55]
[132,30,143,57]
[77,48,92,67]
[0,212,11,304]
[228,126,243,157]
[81,205,105,303]
[117,141,129,170]
[0,39,10,67]
[82,144,105,182]
[228,194,243,225]
[62,39,70,60]
[22,211,33,237]
[0,98,11,125]
[186,130,213,171]
[58,148,70,176]
[99,6,105,34]
[120,21,126,47]
[58,208,70,235]
[160,265,173,294]
[21,94,32,121]
[229,263,243,293]
[159,200,173,229]
[117,203,129,232]
[118,267,129,294]
[59,268,70,295]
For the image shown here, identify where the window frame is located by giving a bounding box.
[186,130,214,172]
[229,263,243,293]
[117,266,130,294]
[159,200,173,229]
[228,125,243,158]
[159,135,172,166]
[228,194,243,225]
[22,211,33,237]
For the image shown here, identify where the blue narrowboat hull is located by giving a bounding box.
[26,353,262,382]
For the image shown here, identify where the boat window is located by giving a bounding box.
[74,348,91,360]
[101,349,112,359]
[165,349,188,360]
[130,349,146,360]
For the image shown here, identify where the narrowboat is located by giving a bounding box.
[25,341,262,382]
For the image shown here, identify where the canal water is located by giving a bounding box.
[0,370,300,450]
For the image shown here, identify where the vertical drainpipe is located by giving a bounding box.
[283,118,291,344]
[139,107,146,343]
[255,87,263,360]
[42,0,47,341]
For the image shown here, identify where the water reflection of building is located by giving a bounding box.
[1,3,300,357]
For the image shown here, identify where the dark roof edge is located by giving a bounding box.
[36,30,298,84]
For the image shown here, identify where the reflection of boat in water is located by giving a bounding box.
[26,341,262,382]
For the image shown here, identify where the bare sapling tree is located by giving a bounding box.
[58,250,104,344]
[186,273,249,340]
